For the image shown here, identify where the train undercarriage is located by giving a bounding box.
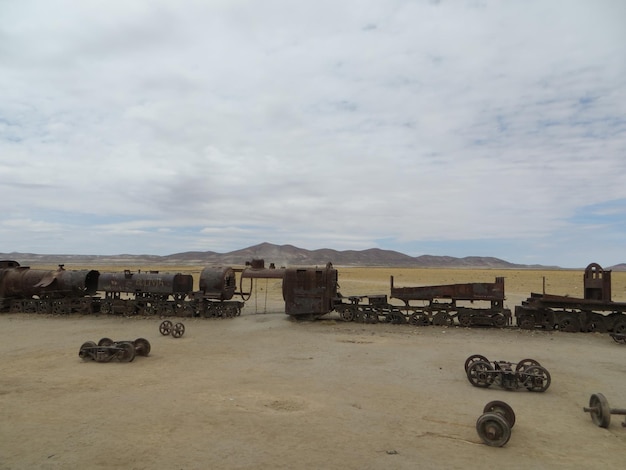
[4,295,243,318]
[334,294,512,327]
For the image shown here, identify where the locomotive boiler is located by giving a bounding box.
[0,261,99,314]
[97,266,244,317]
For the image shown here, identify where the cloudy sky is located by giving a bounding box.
[1,0,625,268]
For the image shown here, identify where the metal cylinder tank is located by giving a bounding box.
[0,263,100,298]
[199,266,237,300]
[98,270,194,296]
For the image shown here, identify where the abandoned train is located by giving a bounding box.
[1,258,625,334]
[281,262,626,334]
[0,260,279,317]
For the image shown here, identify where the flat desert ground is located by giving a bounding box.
[1,267,625,469]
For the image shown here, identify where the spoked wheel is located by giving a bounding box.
[515,358,540,373]
[385,312,406,324]
[134,338,151,356]
[159,320,173,336]
[466,361,495,388]
[476,413,511,447]
[171,323,185,338]
[52,301,67,315]
[523,365,551,392]
[464,354,489,373]
[409,312,430,326]
[98,337,114,347]
[457,310,472,327]
[100,302,113,315]
[483,401,516,429]
[612,320,626,335]
[339,307,356,322]
[79,341,97,360]
[116,342,136,363]
[364,312,379,324]
[432,311,454,326]
[159,303,174,316]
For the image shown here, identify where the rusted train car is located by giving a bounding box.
[282,262,625,333]
[515,263,626,333]
[281,262,511,326]
[0,261,99,314]
[0,259,280,317]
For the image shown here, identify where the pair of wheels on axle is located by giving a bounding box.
[477,401,516,447]
[159,320,185,338]
[583,393,626,429]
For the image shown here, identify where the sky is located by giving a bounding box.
[1,0,625,268]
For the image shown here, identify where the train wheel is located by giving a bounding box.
[515,359,540,373]
[116,342,136,362]
[385,312,405,324]
[476,413,511,447]
[101,302,113,315]
[79,341,97,360]
[483,401,516,429]
[464,354,489,372]
[493,314,507,328]
[409,312,430,326]
[366,311,380,323]
[457,310,471,327]
[98,337,114,347]
[159,320,173,336]
[433,311,453,326]
[52,301,66,315]
[613,320,626,334]
[171,323,185,338]
[517,313,535,330]
[584,314,607,333]
[557,314,581,332]
[523,365,551,392]
[201,304,214,318]
[466,361,495,388]
[339,307,355,322]
[588,393,611,428]
[134,338,151,356]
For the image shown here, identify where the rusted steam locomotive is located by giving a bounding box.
[0,259,283,317]
[281,262,626,333]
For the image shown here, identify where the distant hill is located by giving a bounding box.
[0,242,562,269]
[608,263,626,272]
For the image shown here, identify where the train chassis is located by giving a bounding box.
[335,295,511,327]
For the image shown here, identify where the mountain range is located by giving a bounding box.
[1,242,609,269]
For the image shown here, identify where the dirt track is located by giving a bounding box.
[1,307,624,470]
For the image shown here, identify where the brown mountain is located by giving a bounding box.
[1,242,558,268]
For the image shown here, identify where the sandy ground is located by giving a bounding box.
[1,300,625,470]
